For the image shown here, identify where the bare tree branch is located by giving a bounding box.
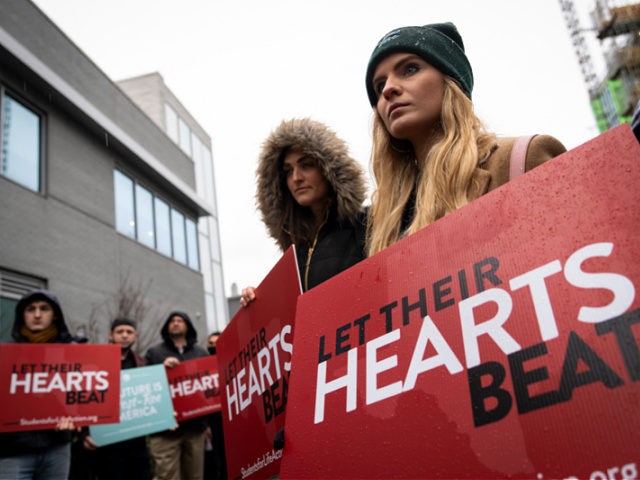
[85,268,170,353]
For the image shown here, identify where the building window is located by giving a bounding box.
[178,118,191,156]
[114,170,136,238]
[0,269,46,342]
[154,197,172,257]
[164,103,178,143]
[186,218,199,270]
[114,169,199,270]
[171,208,187,264]
[1,91,41,192]
[135,184,155,248]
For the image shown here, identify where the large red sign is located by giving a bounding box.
[280,125,640,479]
[217,247,301,480]
[0,343,121,432]
[165,355,221,422]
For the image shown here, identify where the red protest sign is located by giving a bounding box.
[280,125,640,480]
[165,355,221,421]
[217,246,301,480]
[0,343,120,432]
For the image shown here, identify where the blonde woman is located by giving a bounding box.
[365,22,567,255]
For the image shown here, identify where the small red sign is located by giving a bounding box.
[165,355,221,421]
[280,125,640,479]
[0,343,121,432]
[217,246,301,480]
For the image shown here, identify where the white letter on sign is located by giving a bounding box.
[366,329,402,405]
[459,288,520,368]
[509,260,563,342]
[403,315,463,392]
[314,348,357,424]
[564,242,635,323]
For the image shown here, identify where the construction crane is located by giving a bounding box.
[558,0,599,95]
[559,0,640,131]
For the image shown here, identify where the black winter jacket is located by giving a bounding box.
[0,290,76,457]
[145,311,209,434]
[296,211,367,291]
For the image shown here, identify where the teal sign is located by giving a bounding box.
[89,364,176,446]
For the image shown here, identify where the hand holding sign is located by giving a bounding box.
[163,356,180,369]
[165,356,222,422]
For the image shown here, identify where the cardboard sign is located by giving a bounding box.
[165,355,222,422]
[0,343,120,432]
[280,125,640,479]
[217,246,301,480]
[89,364,177,446]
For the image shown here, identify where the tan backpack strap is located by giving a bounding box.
[509,135,536,181]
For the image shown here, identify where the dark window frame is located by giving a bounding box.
[0,86,45,194]
[113,168,200,271]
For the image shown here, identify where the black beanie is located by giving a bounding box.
[110,317,137,331]
[365,22,474,106]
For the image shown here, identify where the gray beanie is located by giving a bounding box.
[365,22,474,105]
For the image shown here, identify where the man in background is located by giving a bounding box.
[0,290,80,480]
[80,317,151,480]
[145,312,209,480]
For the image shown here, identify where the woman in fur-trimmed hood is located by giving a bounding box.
[255,118,368,292]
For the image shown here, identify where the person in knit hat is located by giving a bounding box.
[240,118,368,303]
[364,22,567,255]
[0,290,80,480]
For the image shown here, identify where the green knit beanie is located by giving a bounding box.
[365,22,473,106]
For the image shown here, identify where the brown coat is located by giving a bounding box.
[469,134,567,200]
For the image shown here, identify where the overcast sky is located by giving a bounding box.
[32,0,603,298]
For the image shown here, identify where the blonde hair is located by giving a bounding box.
[367,78,496,256]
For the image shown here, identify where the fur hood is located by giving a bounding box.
[256,118,367,250]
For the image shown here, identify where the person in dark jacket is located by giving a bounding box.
[145,311,209,480]
[239,119,369,450]
[241,118,368,305]
[0,290,80,480]
[79,317,150,480]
